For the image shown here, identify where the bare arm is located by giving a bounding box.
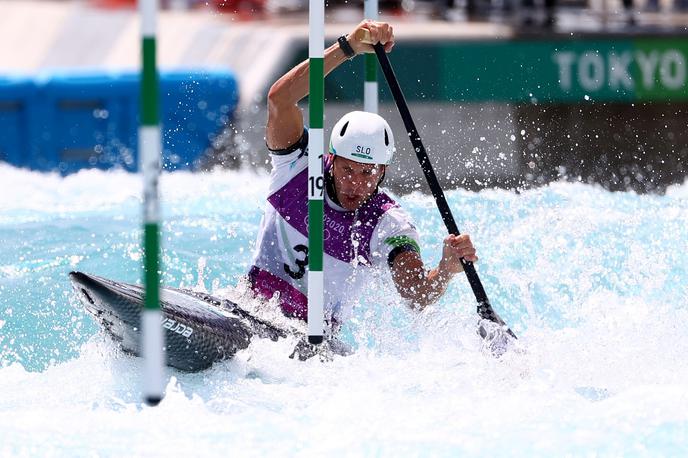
[266,20,395,150]
[391,234,477,310]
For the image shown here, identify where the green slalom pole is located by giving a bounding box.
[363,0,378,114]
[307,0,325,344]
[139,0,165,405]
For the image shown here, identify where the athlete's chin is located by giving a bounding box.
[341,196,365,210]
[341,201,360,211]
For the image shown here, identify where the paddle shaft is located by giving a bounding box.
[371,42,516,339]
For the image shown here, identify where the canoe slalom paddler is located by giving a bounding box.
[247,20,478,344]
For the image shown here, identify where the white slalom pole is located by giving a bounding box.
[139,0,165,405]
[364,0,378,114]
[307,0,325,344]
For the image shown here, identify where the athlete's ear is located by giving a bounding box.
[377,165,386,186]
[375,165,386,193]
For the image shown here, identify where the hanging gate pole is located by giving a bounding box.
[363,0,378,114]
[307,0,325,344]
[139,0,165,405]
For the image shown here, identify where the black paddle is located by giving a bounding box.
[367,39,517,340]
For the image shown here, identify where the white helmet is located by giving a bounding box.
[329,111,395,165]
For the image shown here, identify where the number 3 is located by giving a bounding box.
[284,244,308,280]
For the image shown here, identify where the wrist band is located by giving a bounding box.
[337,35,356,59]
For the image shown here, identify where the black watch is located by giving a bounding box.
[337,35,356,60]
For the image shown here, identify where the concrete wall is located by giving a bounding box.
[235,98,688,194]
[235,102,520,195]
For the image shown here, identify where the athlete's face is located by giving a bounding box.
[332,156,385,211]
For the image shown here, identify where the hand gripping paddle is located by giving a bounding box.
[357,30,517,341]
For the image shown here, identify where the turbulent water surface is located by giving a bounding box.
[0,164,686,456]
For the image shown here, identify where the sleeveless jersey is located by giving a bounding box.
[248,131,420,324]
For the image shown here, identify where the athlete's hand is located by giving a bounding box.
[348,20,395,55]
[439,234,478,275]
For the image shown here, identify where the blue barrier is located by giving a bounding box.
[118,70,239,171]
[0,70,238,173]
[0,76,38,168]
[35,72,138,173]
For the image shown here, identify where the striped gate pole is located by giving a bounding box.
[307,0,325,344]
[139,0,165,405]
[363,0,378,114]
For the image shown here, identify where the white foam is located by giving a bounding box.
[0,164,270,224]
[1,167,687,454]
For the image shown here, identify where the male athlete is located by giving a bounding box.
[248,21,477,342]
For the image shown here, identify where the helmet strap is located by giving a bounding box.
[324,160,343,207]
[375,167,386,193]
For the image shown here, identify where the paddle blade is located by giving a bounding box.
[478,319,516,358]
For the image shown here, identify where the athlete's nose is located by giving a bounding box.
[341,174,361,194]
[351,178,365,192]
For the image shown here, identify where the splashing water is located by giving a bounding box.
[0,164,686,456]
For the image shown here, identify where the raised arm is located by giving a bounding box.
[391,234,478,310]
[266,20,395,150]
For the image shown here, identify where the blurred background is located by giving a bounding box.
[1,0,687,193]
